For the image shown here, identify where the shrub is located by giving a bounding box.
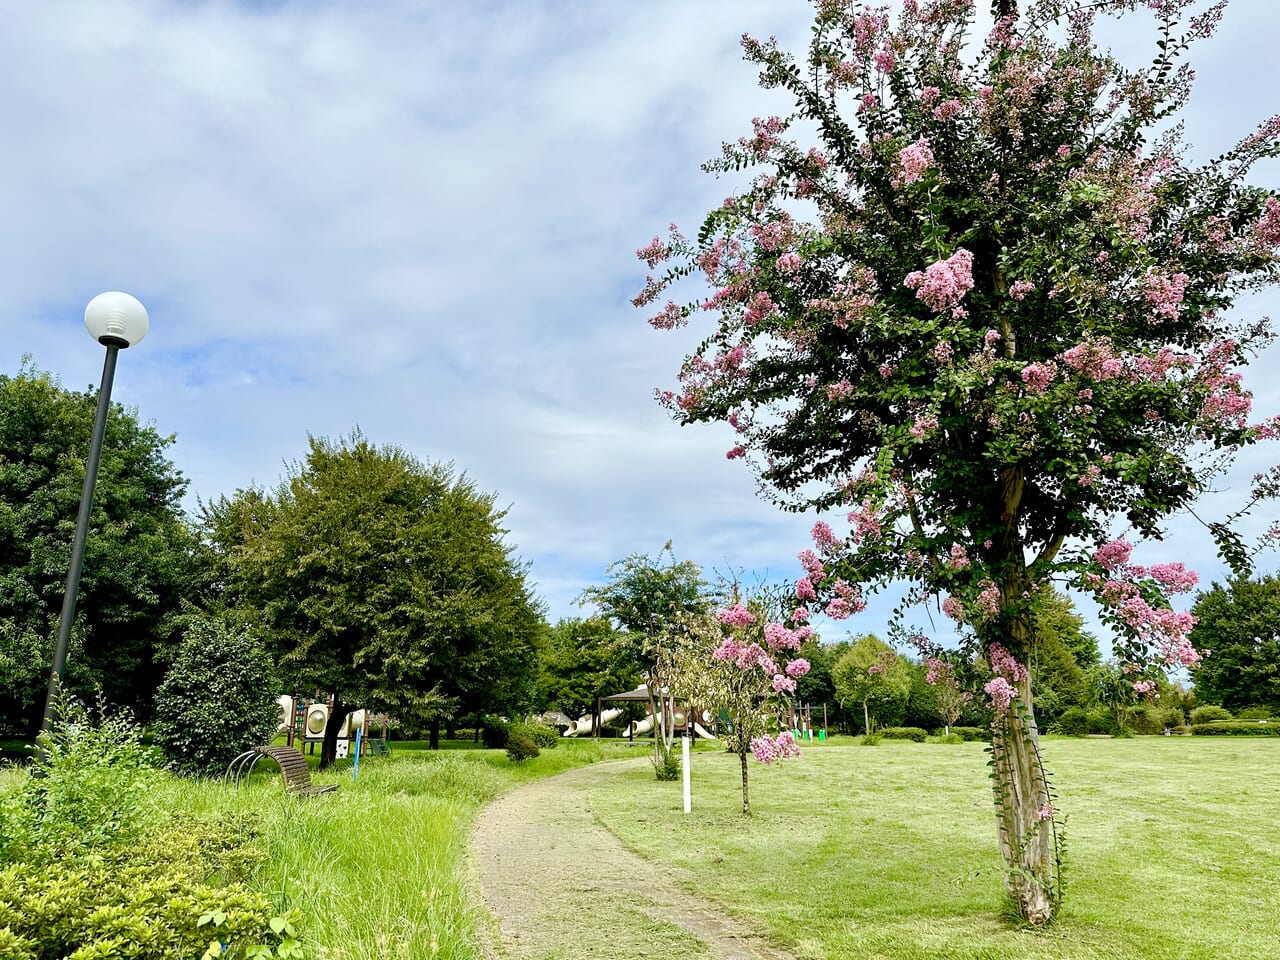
[0,706,299,958]
[1125,705,1165,736]
[859,733,882,745]
[930,733,964,744]
[481,717,510,749]
[4,699,161,861]
[152,616,282,777]
[0,823,299,958]
[1236,706,1273,720]
[880,726,928,742]
[1157,705,1186,729]
[1190,705,1233,724]
[1086,708,1121,736]
[505,732,540,762]
[653,743,681,781]
[1190,722,1280,736]
[1053,707,1090,737]
[510,720,559,749]
[950,726,989,742]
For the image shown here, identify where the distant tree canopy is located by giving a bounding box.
[201,432,543,765]
[832,634,912,733]
[1190,575,1280,712]
[0,362,195,737]
[537,617,641,719]
[578,544,712,680]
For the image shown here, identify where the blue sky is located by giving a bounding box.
[2,0,1276,651]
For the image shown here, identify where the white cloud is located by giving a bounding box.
[1,0,1276,646]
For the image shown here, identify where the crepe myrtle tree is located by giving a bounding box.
[637,0,1280,923]
[658,600,807,815]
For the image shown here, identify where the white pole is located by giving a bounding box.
[682,734,691,813]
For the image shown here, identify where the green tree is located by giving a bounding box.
[151,615,281,776]
[0,362,196,737]
[638,0,1279,921]
[202,433,543,766]
[579,544,711,651]
[537,617,641,720]
[1189,575,1280,712]
[1029,589,1098,725]
[832,636,912,734]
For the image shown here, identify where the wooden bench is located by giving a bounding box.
[249,745,338,796]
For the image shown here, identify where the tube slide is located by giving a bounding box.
[623,715,654,737]
[563,706,624,737]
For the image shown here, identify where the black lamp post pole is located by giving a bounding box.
[38,341,123,745]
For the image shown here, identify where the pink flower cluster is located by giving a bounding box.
[1142,270,1190,321]
[1084,541,1202,669]
[776,252,803,273]
[750,731,801,764]
[798,549,825,581]
[812,520,840,553]
[904,249,975,317]
[846,500,883,543]
[1009,279,1036,301]
[716,604,758,627]
[984,642,1028,711]
[1020,361,1058,395]
[947,543,970,571]
[894,137,935,186]
[910,414,939,439]
[975,580,1001,621]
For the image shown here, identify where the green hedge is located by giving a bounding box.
[880,727,928,742]
[949,726,989,742]
[1190,705,1233,725]
[1190,722,1280,736]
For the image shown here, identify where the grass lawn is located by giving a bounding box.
[586,737,1280,960]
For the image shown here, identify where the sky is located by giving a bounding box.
[2,0,1276,653]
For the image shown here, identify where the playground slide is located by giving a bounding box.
[563,707,624,737]
[623,715,654,737]
[692,722,717,740]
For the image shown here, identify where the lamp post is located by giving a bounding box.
[37,292,149,746]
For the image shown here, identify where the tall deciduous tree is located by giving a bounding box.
[832,635,911,733]
[0,362,195,737]
[638,0,1279,921]
[538,617,641,720]
[1190,575,1280,712]
[202,433,543,766]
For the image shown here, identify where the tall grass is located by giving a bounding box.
[156,740,632,959]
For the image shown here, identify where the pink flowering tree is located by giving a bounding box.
[637,0,1280,923]
[658,599,810,815]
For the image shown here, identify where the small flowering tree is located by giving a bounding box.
[638,0,1279,923]
[659,601,810,815]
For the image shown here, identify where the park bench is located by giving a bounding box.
[225,745,339,796]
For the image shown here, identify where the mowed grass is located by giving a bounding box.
[586,737,1280,960]
[152,739,635,960]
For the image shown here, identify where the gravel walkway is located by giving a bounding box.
[471,758,797,960]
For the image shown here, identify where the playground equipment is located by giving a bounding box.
[278,694,373,758]
[563,707,623,737]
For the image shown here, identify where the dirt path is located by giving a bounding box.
[471,758,797,960]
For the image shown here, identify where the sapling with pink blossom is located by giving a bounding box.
[659,589,810,816]
[639,0,1279,925]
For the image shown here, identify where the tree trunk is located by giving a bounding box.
[429,716,440,750]
[739,749,750,816]
[863,700,870,735]
[446,716,456,740]
[990,673,1058,925]
[319,695,351,770]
